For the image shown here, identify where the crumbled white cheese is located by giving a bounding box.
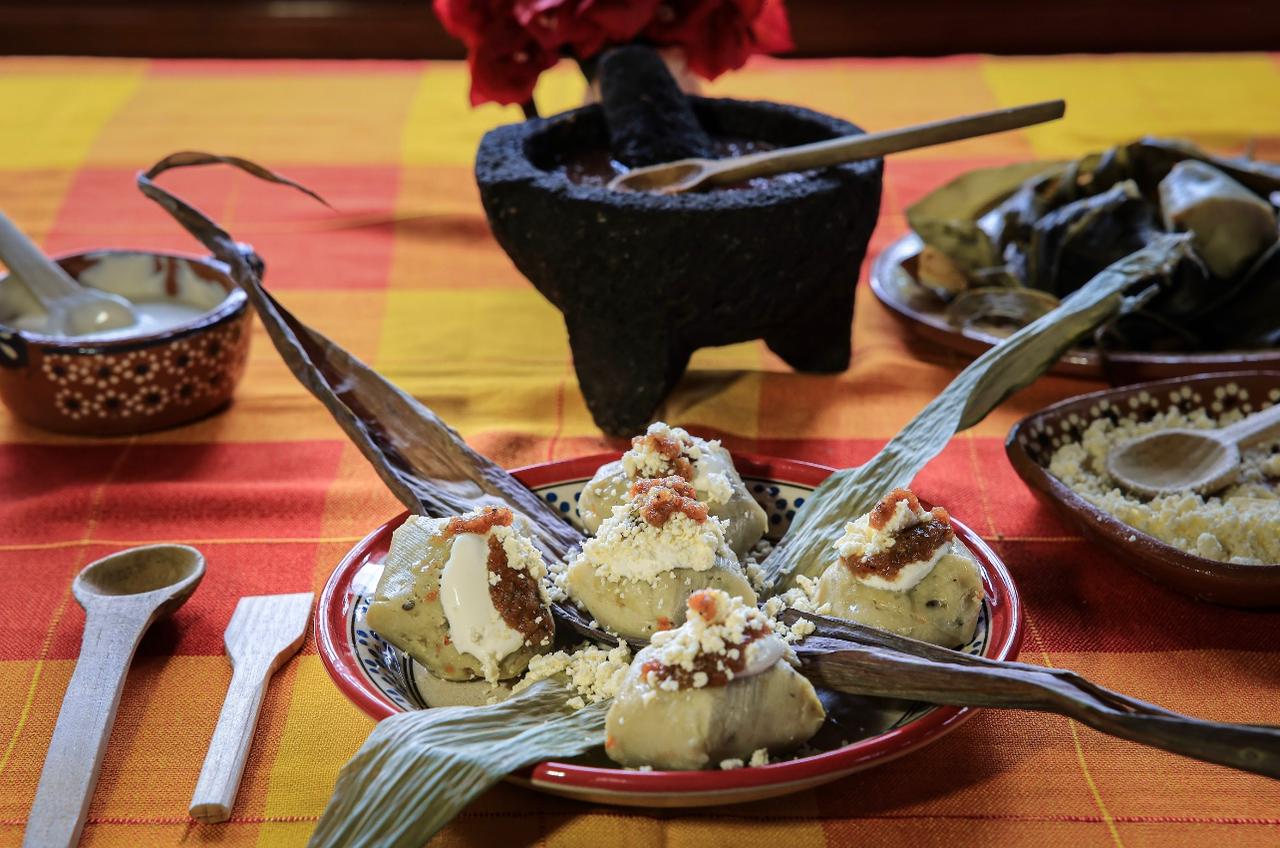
[719,758,744,770]
[749,748,770,767]
[742,538,775,592]
[572,486,731,586]
[644,589,790,688]
[512,641,632,707]
[1048,404,1279,564]
[620,421,733,506]
[761,580,827,643]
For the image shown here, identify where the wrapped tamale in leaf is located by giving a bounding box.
[1158,160,1278,279]
[1027,179,1160,295]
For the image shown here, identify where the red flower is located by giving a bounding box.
[469,20,560,105]
[434,0,509,45]
[514,0,660,56]
[432,0,791,106]
[645,0,793,80]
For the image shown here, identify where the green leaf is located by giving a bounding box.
[308,679,608,848]
[906,159,1064,274]
[761,233,1193,592]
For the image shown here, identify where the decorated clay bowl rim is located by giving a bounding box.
[1005,372,1280,601]
[316,452,1023,802]
[0,248,248,352]
[485,96,881,211]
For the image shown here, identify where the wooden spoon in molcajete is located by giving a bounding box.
[609,99,1066,194]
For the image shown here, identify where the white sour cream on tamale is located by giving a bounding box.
[439,532,525,677]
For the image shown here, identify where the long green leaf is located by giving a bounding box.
[761,233,1193,591]
[308,679,608,848]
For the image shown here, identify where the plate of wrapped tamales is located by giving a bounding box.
[871,137,1280,380]
[317,423,1022,806]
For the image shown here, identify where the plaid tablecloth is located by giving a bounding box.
[2,54,1278,848]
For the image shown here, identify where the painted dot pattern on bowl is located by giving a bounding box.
[33,319,249,425]
[1016,380,1277,467]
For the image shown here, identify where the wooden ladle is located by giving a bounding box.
[608,99,1066,194]
[0,209,138,336]
[1106,403,1280,498]
[24,545,205,848]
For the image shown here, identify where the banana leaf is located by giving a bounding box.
[309,679,608,848]
[761,234,1193,592]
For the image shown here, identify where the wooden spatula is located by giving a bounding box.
[190,593,314,824]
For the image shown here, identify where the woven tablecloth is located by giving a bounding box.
[2,54,1278,847]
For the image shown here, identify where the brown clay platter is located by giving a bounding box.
[1005,371,1280,607]
[870,233,1280,382]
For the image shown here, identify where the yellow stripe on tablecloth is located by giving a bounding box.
[982,53,1280,157]
[538,806,830,848]
[0,169,79,245]
[85,71,421,168]
[255,657,375,848]
[707,56,1036,162]
[401,61,586,168]
[0,61,143,170]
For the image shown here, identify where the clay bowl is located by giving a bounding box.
[0,249,251,435]
[475,98,883,436]
[1006,372,1280,607]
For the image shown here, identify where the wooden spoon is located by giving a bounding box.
[190,592,315,824]
[1106,403,1280,498]
[0,209,138,336]
[24,545,205,848]
[608,99,1066,194]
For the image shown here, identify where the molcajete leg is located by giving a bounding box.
[764,286,855,373]
[565,311,692,437]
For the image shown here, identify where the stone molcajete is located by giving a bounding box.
[475,48,882,436]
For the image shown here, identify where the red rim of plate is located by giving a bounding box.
[316,452,1023,795]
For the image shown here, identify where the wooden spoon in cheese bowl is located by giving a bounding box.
[1106,402,1280,497]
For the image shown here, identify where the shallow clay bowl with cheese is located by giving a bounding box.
[1006,372,1280,607]
[0,249,251,435]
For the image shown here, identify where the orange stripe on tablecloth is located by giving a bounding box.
[0,536,367,552]
[0,436,136,781]
[1023,610,1126,848]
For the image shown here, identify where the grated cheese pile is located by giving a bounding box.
[644,589,790,692]
[1048,398,1280,564]
[572,484,731,585]
[512,641,633,711]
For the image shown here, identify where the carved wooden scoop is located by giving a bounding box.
[24,545,205,848]
[1106,402,1280,498]
[608,99,1066,194]
[190,592,314,824]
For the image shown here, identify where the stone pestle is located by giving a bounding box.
[596,46,714,168]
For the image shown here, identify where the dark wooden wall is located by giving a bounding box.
[1,0,1276,58]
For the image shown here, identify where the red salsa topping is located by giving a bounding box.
[640,623,772,689]
[629,476,709,527]
[868,487,923,531]
[849,495,955,582]
[631,432,695,481]
[445,506,513,537]
[485,535,553,648]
